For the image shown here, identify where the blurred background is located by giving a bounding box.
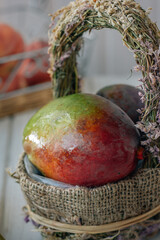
[0,0,159,115]
[1,2,160,240]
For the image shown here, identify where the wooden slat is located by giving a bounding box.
[0,85,53,118]
[0,116,11,231]
[1,111,40,240]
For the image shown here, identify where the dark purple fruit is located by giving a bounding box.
[97,84,144,123]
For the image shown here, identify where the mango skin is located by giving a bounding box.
[23,93,140,187]
[97,84,144,123]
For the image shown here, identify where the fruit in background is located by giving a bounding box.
[23,40,50,86]
[6,40,50,92]
[96,84,144,123]
[0,23,24,85]
[23,93,140,187]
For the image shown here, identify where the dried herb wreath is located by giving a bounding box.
[49,0,160,168]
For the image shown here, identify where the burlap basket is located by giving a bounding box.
[17,153,160,234]
[15,0,160,239]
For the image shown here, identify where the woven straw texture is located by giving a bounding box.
[17,153,160,226]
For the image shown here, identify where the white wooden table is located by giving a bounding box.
[0,75,160,240]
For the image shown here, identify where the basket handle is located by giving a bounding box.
[49,0,159,98]
[49,0,160,164]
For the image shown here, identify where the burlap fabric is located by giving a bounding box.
[17,153,160,226]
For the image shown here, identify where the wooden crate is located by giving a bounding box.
[0,83,53,118]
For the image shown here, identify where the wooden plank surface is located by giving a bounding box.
[0,110,41,240]
[0,116,12,230]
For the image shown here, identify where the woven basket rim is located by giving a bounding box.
[17,152,160,230]
[18,152,160,191]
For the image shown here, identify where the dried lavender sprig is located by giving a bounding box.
[134,45,160,167]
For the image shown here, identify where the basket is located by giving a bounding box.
[15,0,160,239]
[17,153,160,230]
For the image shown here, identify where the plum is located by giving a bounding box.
[97,84,144,123]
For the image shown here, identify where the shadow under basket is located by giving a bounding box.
[16,153,160,236]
